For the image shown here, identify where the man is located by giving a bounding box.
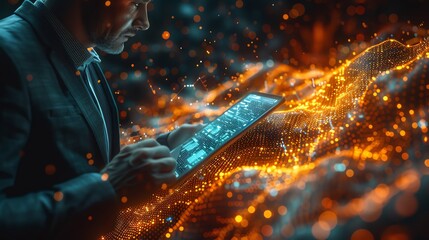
[0,0,201,239]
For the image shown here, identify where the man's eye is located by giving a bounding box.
[133,3,142,8]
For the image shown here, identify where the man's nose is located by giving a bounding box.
[133,4,150,31]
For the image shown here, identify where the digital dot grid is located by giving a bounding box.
[100,38,429,239]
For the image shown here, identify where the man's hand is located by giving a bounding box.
[167,123,205,149]
[100,139,176,205]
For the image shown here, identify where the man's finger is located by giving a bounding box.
[150,145,171,159]
[121,138,160,153]
[152,157,177,173]
[129,145,170,166]
[136,138,160,148]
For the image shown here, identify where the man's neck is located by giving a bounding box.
[41,0,94,48]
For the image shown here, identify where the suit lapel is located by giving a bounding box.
[49,51,110,163]
[16,1,110,163]
[94,64,120,156]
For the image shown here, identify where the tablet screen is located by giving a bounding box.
[175,92,284,179]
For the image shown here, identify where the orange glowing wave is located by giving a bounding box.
[104,38,429,240]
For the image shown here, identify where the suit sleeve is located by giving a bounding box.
[0,47,118,239]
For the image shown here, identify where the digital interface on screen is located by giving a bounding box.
[175,93,283,178]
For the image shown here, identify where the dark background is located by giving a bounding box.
[1,0,428,127]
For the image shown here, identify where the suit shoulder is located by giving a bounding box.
[0,13,47,59]
[0,14,34,46]
[0,13,49,77]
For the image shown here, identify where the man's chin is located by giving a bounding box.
[96,43,125,55]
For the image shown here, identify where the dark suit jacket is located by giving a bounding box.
[0,1,131,239]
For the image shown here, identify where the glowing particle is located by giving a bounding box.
[263,210,272,219]
[374,184,390,202]
[261,225,273,237]
[235,215,243,223]
[334,163,346,172]
[346,169,354,177]
[395,146,402,153]
[120,51,128,60]
[419,119,428,128]
[248,206,256,213]
[45,164,56,175]
[162,31,171,40]
[319,210,337,229]
[282,14,289,20]
[266,59,274,68]
[277,205,287,215]
[119,72,128,80]
[269,189,278,197]
[193,15,202,24]
[101,173,109,181]
[311,221,330,239]
[321,198,333,209]
[53,191,63,201]
[240,219,249,227]
[104,1,111,7]
[351,229,374,240]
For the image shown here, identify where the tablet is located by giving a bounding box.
[172,92,285,180]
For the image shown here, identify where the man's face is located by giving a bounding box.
[83,0,151,54]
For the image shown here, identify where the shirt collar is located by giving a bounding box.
[35,0,101,70]
[81,47,102,71]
